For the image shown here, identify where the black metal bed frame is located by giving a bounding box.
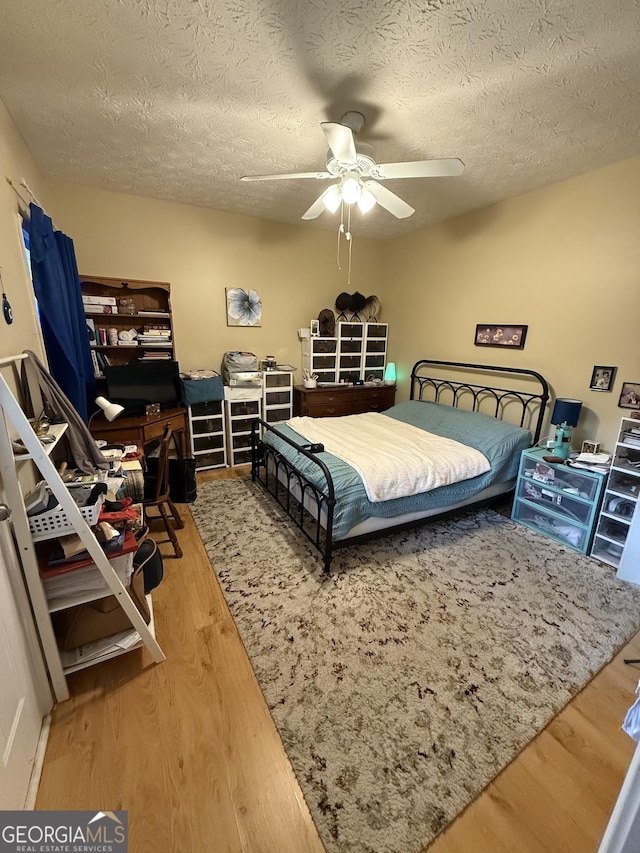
[251,360,549,573]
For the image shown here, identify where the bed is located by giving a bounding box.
[250,359,549,572]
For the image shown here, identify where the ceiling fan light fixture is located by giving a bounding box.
[322,185,342,213]
[341,175,362,205]
[357,187,376,214]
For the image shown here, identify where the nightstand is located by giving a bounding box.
[511,447,607,554]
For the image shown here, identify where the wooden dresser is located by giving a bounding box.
[293,384,396,418]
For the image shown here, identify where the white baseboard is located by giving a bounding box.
[24,714,51,810]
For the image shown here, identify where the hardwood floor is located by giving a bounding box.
[36,466,640,852]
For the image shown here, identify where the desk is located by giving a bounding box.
[89,406,187,453]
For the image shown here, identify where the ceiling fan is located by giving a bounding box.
[240,111,464,220]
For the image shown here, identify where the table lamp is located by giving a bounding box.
[89,396,124,426]
[551,398,582,460]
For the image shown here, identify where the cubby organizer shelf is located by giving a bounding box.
[591,417,640,582]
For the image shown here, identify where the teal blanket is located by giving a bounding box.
[263,400,531,539]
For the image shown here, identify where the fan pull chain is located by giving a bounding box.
[336,202,344,270]
[346,205,353,287]
[335,201,353,285]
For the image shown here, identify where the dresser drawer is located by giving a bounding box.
[355,388,395,410]
[307,402,354,418]
[512,499,588,552]
[310,389,354,406]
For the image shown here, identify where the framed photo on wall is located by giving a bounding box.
[618,382,640,409]
[589,365,616,391]
[474,324,527,349]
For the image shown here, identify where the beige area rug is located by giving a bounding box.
[191,478,640,853]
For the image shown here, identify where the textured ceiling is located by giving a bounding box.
[1,0,639,239]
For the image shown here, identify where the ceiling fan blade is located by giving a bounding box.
[375,158,465,179]
[301,190,332,220]
[241,171,331,182]
[363,181,415,219]
[321,122,357,164]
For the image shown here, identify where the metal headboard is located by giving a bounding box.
[410,359,550,444]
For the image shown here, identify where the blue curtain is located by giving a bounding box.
[27,204,95,420]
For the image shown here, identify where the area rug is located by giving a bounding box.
[191,478,640,853]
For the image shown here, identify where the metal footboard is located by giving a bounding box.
[251,420,337,572]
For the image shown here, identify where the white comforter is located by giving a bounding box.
[287,412,490,503]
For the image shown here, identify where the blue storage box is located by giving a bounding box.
[180,375,224,404]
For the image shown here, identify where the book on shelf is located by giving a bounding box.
[90,349,102,378]
[141,325,170,334]
[38,530,138,576]
[138,309,170,316]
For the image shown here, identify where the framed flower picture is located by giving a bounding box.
[226,288,262,327]
[474,324,527,349]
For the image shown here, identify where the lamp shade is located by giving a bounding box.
[322,185,342,213]
[341,176,362,204]
[357,186,377,214]
[95,395,125,422]
[551,398,582,427]
[384,362,397,385]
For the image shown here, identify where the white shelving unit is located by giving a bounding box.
[591,416,640,582]
[188,399,227,471]
[262,371,293,426]
[302,322,389,383]
[337,322,365,384]
[301,335,338,383]
[363,323,389,383]
[0,355,165,702]
[224,386,263,467]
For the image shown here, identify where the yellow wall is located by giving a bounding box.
[383,157,640,450]
[2,92,638,453]
[46,180,385,374]
[0,99,48,365]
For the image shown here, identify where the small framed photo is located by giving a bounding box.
[589,365,616,391]
[474,324,527,349]
[310,319,320,337]
[619,382,640,409]
[581,440,601,455]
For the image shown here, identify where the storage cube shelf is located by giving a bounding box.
[511,447,607,554]
[216,372,294,467]
[188,398,227,471]
[302,322,388,384]
[262,370,293,425]
[591,417,640,582]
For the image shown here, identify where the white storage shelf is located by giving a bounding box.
[188,398,227,471]
[591,417,640,580]
[302,322,388,384]
[0,362,165,703]
[262,370,293,426]
[227,399,261,467]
